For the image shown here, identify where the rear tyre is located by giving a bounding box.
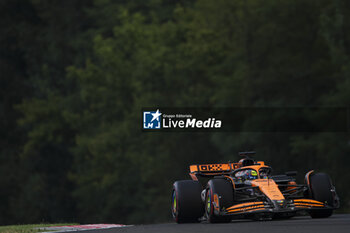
[308,173,334,218]
[206,179,234,223]
[172,180,204,223]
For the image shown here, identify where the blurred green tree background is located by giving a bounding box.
[0,0,349,225]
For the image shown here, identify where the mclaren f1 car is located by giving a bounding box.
[171,152,339,223]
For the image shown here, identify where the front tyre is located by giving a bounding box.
[308,173,334,218]
[172,180,204,223]
[206,179,234,223]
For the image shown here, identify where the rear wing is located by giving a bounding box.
[189,161,266,180]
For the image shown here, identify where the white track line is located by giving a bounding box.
[39,224,132,232]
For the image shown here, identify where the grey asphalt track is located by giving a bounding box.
[78,214,350,233]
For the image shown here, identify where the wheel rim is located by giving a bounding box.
[206,191,211,215]
[172,190,177,218]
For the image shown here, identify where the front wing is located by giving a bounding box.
[216,199,332,216]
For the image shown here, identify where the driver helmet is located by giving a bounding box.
[244,169,258,180]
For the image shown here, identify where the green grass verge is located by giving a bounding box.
[0,223,78,233]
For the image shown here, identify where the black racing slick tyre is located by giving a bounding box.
[206,179,234,223]
[308,173,334,218]
[172,180,204,223]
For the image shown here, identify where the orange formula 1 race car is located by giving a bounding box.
[171,152,340,223]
